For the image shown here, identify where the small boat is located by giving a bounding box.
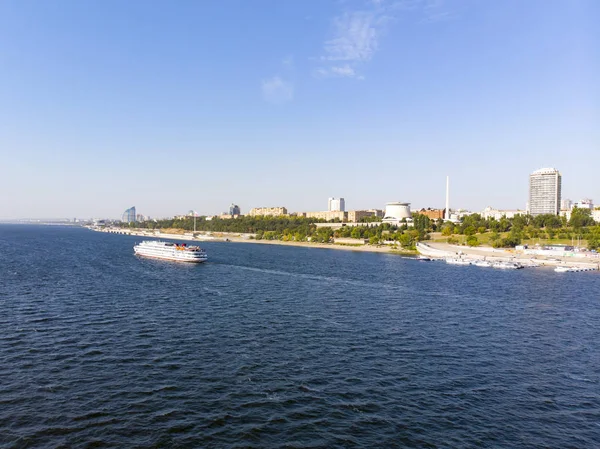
[473,260,492,268]
[446,258,471,266]
[417,255,432,261]
[552,266,596,273]
[492,261,524,270]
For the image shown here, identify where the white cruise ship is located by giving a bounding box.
[134,241,207,263]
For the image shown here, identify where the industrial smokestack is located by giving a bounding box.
[445,176,450,220]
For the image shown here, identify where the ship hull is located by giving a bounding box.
[133,242,207,263]
[134,250,207,263]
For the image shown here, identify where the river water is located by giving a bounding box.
[1,225,599,448]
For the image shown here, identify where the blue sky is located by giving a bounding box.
[0,0,598,219]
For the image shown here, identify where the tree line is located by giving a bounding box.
[121,208,600,250]
[436,208,599,249]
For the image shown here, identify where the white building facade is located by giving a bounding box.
[529,168,561,216]
[383,202,412,225]
[248,207,288,217]
[481,206,525,220]
[574,199,594,211]
[561,198,572,211]
[328,197,345,212]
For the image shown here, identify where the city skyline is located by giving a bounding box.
[8,164,600,221]
[4,166,600,221]
[0,1,598,219]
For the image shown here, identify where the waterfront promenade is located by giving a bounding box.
[91,227,409,255]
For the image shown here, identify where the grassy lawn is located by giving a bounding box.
[430,231,505,246]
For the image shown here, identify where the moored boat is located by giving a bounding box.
[553,266,597,273]
[445,258,471,266]
[492,261,524,270]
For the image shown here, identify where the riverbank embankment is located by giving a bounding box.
[418,242,600,270]
[90,227,416,255]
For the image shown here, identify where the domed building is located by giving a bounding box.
[382,202,412,225]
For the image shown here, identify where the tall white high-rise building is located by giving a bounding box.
[328,197,345,212]
[529,168,561,216]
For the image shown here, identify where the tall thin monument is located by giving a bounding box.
[445,176,450,220]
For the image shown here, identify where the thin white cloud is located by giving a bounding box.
[314,0,456,79]
[331,65,357,77]
[314,64,361,79]
[261,76,294,104]
[323,11,381,63]
[315,2,390,80]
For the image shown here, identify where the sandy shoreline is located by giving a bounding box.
[90,227,600,270]
[225,236,415,254]
[93,227,416,255]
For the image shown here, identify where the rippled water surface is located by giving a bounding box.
[1,225,600,448]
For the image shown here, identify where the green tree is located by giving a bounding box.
[501,235,521,248]
[528,227,540,239]
[412,214,431,232]
[533,214,561,229]
[464,226,476,236]
[585,226,600,250]
[466,235,479,247]
[498,217,511,232]
[398,233,415,249]
[350,227,362,239]
[570,207,595,229]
